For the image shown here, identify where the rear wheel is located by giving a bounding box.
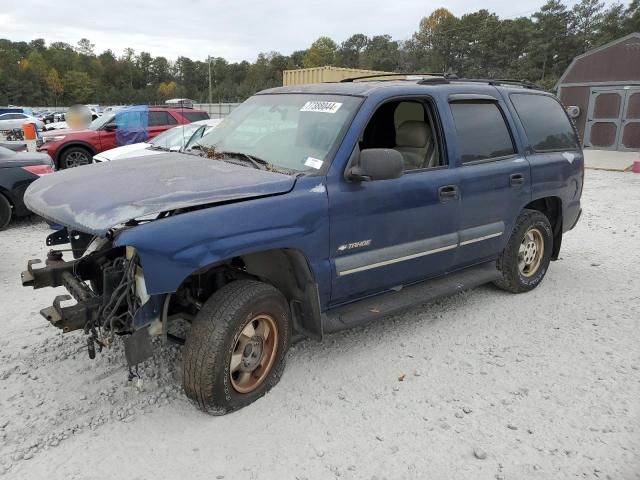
[0,194,12,230]
[182,280,291,415]
[60,147,92,169]
[494,209,553,293]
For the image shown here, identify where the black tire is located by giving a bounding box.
[494,209,553,293]
[0,194,12,230]
[60,146,92,169]
[183,280,291,415]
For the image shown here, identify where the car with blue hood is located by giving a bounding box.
[21,74,583,414]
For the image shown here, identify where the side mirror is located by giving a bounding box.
[103,123,117,131]
[347,148,404,182]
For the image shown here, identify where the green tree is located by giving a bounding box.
[303,37,338,67]
[76,38,95,56]
[46,68,64,105]
[413,8,459,71]
[63,71,95,103]
[337,34,369,68]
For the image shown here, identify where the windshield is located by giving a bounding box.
[150,124,202,150]
[189,94,362,173]
[90,114,114,130]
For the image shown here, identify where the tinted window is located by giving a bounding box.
[149,111,177,126]
[450,102,515,163]
[511,94,579,151]
[182,111,209,121]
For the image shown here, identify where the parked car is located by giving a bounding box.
[42,121,68,131]
[36,106,209,169]
[20,76,583,414]
[93,119,222,162]
[0,113,44,131]
[0,142,28,152]
[0,146,54,229]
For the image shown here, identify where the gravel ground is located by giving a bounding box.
[0,169,638,479]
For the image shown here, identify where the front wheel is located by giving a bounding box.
[494,209,553,293]
[182,280,291,415]
[0,194,12,230]
[60,147,92,169]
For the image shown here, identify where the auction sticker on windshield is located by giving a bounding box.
[300,101,343,114]
[304,157,324,169]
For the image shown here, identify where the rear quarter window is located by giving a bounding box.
[510,94,579,151]
[181,111,210,122]
[149,111,178,126]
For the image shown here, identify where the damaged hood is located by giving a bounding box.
[24,153,297,236]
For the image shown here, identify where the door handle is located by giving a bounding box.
[510,173,524,187]
[438,185,459,201]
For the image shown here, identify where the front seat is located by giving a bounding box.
[394,120,434,170]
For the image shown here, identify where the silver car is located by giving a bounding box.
[0,113,45,131]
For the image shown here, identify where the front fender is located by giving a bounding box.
[114,176,332,305]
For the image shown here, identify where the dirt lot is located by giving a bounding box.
[0,170,638,479]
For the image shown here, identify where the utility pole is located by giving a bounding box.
[208,56,212,105]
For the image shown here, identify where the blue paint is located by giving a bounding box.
[29,80,583,315]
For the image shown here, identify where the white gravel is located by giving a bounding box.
[0,170,639,479]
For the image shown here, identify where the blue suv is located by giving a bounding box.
[21,75,583,414]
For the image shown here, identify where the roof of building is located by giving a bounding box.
[556,32,640,88]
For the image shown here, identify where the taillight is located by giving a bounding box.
[21,165,54,176]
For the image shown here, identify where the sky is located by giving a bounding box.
[0,0,621,63]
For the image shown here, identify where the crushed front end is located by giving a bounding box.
[21,227,163,365]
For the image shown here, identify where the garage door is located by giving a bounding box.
[620,88,640,150]
[584,87,640,151]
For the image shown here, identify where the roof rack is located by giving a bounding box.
[147,104,194,109]
[339,72,541,90]
[452,78,542,90]
[340,72,458,82]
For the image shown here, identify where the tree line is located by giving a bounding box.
[1,0,638,106]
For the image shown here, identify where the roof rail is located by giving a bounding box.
[340,72,458,82]
[147,104,195,109]
[452,78,543,90]
[337,72,542,90]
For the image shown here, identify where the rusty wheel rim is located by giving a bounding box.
[518,227,544,277]
[229,314,279,394]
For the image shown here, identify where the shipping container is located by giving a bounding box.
[282,66,392,86]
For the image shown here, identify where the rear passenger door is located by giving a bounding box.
[447,95,531,269]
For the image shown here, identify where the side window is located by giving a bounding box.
[511,94,579,151]
[450,102,515,164]
[182,111,210,122]
[149,111,177,126]
[361,99,441,171]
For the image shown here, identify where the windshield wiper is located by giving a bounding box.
[148,145,168,151]
[218,151,273,171]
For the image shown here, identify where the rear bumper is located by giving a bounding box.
[568,207,582,231]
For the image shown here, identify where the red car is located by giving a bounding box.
[36,106,209,169]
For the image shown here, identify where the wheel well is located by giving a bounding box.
[175,249,322,339]
[524,197,562,260]
[56,143,95,167]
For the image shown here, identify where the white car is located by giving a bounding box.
[0,113,44,131]
[92,119,221,162]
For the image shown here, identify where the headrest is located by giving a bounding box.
[396,121,428,148]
